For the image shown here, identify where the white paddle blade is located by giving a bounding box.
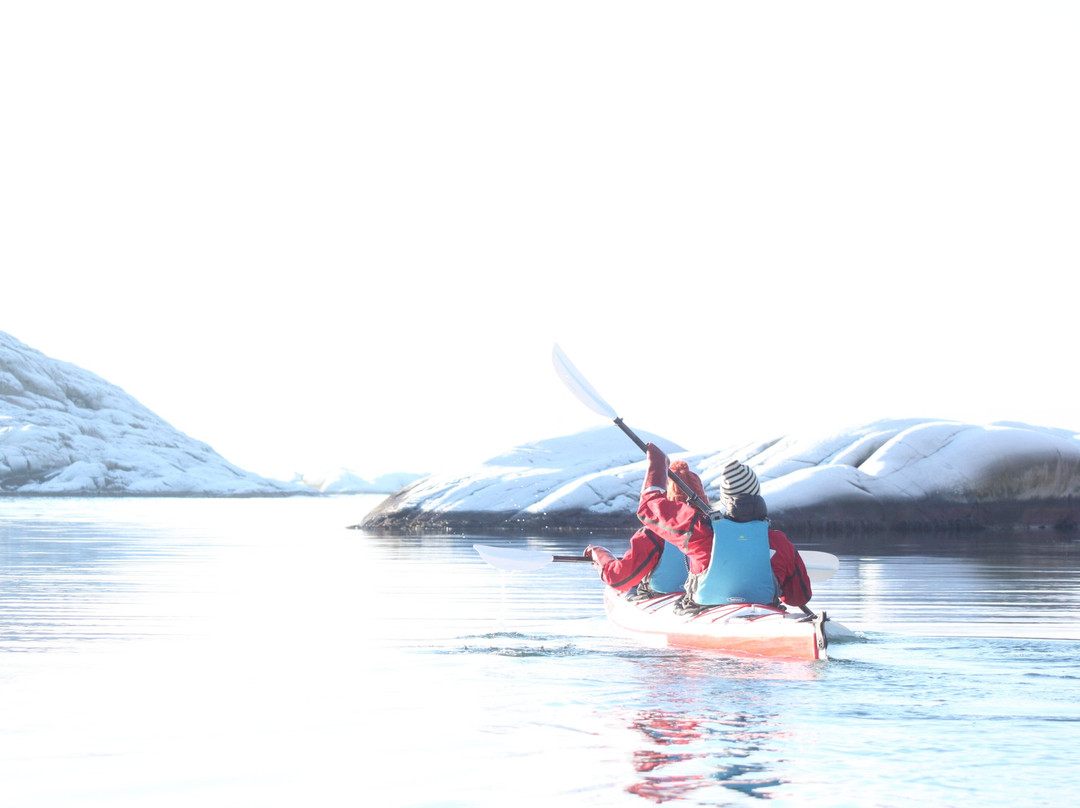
[473,544,556,572]
[552,344,618,419]
[801,550,840,584]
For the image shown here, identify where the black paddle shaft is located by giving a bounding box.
[613,417,711,516]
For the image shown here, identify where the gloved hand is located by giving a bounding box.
[584,545,615,569]
[642,442,668,493]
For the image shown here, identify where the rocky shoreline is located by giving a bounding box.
[357,495,1080,536]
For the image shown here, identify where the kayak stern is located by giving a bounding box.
[603,588,828,661]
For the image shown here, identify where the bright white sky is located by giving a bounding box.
[2,2,1078,481]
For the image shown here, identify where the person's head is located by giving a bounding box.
[667,459,709,507]
[719,460,766,521]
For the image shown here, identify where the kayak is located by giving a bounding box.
[471,543,841,660]
[603,588,830,661]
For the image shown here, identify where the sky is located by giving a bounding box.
[2,2,1078,481]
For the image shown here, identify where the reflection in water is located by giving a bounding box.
[0,513,182,651]
[627,709,783,803]
[0,496,374,652]
[820,532,1080,638]
[614,651,821,803]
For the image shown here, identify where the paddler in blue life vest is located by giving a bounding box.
[585,443,813,608]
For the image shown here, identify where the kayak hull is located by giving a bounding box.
[603,588,829,661]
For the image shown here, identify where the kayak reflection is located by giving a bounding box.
[626,709,784,802]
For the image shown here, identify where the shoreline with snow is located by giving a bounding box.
[361,419,1080,535]
[7,328,1080,532]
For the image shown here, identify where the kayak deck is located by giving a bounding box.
[604,588,829,660]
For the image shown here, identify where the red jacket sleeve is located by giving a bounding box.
[768,529,813,607]
[596,529,664,591]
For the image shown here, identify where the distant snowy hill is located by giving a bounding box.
[294,468,427,494]
[0,331,306,496]
[361,419,1080,533]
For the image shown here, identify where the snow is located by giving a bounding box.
[0,331,309,496]
[760,420,1080,508]
[371,427,685,516]
[363,418,1080,531]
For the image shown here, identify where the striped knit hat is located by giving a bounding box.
[720,460,760,498]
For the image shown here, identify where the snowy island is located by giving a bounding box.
[361,419,1080,534]
[1,331,423,496]
[0,331,310,496]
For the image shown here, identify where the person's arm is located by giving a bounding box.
[641,442,668,496]
[768,529,813,607]
[586,530,664,591]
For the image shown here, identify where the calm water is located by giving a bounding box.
[1,496,1079,807]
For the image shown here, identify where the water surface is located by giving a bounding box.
[1,497,1078,806]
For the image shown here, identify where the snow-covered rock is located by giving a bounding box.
[361,426,686,532]
[361,419,1080,533]
[0,331,306,496]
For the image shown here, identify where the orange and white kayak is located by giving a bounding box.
[603,588,830,660]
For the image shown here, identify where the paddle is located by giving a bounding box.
[799,550,840,583]
[551,343,710,515]
[474,543,840,584]
[473,543,591,572]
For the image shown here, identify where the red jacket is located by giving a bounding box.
[596,488,813,606]
[637,490,712,573]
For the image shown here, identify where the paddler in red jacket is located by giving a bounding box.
[586,444,813,608]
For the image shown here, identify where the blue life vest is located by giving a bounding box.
[693,517,776,605]
[645,543,690,594]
